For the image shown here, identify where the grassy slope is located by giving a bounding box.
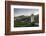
[14,21,38,27]
[14,15,39,27]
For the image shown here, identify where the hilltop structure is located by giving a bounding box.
[31,14,34,23]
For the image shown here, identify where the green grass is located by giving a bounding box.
[14,21,38,27]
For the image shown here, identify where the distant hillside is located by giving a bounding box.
[14,15,31,19]
[14,14,39,23]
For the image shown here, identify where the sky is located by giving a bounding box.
[14,8,39,17]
